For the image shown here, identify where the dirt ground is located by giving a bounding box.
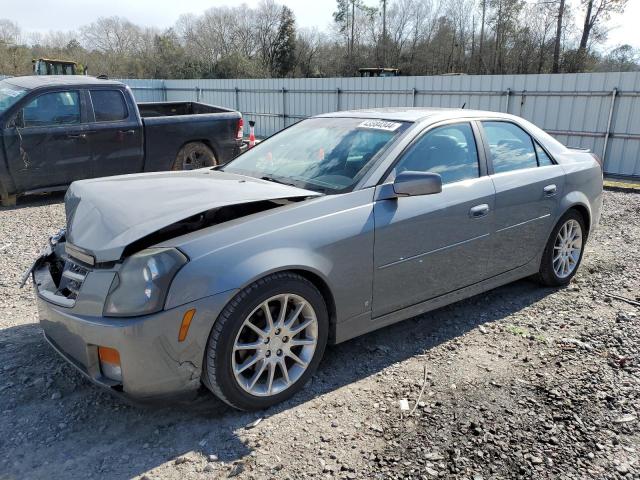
[0,189,638,480]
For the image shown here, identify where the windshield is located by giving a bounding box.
[0,81,27,115]
[222,117,409,193]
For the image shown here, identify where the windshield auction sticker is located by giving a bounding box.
[358,120,402,131]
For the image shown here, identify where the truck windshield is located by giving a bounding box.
[222,117,409,193]
[0,81,27,115]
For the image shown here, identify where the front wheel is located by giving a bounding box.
[537,210,586,286]
[202,272,329,410]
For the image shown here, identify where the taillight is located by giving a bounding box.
[591,152,603,168]
[236,117,244,141]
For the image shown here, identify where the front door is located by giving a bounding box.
[372,122,495,317]
[4,90,91,191]
[86,89,143,178]
[479,120,565,276]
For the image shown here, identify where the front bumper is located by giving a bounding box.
[35,265,237,401]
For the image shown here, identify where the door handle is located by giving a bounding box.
[543,184,557,196]
[469,204,490,218]
[66,133,86,139]
[119,129,136,135]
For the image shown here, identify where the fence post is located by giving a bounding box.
[235,87,240,112]
[162,80,167,102]
[281,87,287,129]
[195,86,201,102]
[411,87,417,107]
[504,88,511,113]
[602,87,618,170]
[519,90,527,115]
[335,87,341,111]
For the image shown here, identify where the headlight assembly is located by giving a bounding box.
[104,248,188,317]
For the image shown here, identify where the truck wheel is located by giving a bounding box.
[202,272,329,411]
[1,194,16,208]
[174,142,217,170]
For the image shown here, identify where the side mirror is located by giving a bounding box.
[393,171,442,196]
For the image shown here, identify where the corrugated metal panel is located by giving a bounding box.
[113,72,640,177]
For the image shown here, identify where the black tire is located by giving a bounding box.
[537,210,586,287]
[202,272,329,411]
[173,142,217,170]
[1,194,16,208]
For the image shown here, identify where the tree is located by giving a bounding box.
[552,0,565,73]
[81,17,141,55]
[478,0,488,72]
[272,6,296,77]
[0,0,634,79]
[575,0,629,70]
[0,19,20,46]
[598,44,640,71]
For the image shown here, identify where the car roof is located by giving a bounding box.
[2,75,124,90]
[316,107,512,122]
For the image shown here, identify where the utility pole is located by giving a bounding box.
[382,0,387,65]
[350,0,355,69]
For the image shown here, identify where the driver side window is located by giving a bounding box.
[391,123,480,185]
[21,91,80,128]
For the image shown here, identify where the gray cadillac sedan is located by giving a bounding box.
[28,108,603,410]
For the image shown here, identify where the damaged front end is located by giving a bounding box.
[28,227,237,400]
[26,170,320,400]
[20,228,67,290]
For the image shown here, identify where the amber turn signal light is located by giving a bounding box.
[178,308,196,342]
[98,346,122,382]
[98,346,121,365]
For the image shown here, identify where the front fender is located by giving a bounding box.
[165,247,333,310]
[163,189,376,324]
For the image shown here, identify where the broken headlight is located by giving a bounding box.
[104,248,187,317]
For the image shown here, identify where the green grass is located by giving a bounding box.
[505,324,546,342]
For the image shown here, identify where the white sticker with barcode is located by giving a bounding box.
[357,120,402,131]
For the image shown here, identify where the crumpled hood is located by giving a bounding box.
[64,169,319,263]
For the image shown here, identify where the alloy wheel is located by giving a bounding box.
[232,294,318,397]
[553,219,583,279]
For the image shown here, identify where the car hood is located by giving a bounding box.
[64,169,320,263]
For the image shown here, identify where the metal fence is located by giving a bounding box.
[1,73,637,176]
[118,72,640,177]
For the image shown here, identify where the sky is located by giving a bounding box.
[6,0,640,50]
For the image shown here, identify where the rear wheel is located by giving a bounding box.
[202,272,328,410]
[537,210,586,286]
[173,142,217,170]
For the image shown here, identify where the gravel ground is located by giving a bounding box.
[0,189,638,480]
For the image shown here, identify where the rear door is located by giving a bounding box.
[4,89,91,191]
[86,88,143,178]
[372,121,495,317]
[479,120,565,276]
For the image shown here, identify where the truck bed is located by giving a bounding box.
[137,102,233,118]
[138,102,241,171]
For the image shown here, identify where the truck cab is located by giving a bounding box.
[0,76,242,206]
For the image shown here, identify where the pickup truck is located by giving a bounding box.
[0,75,243,206]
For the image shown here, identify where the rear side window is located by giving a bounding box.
[482,121,537,173]
[535,142,554,166]
[391,122,479,185]
[22,91,80,127]
[90,90,128,122]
